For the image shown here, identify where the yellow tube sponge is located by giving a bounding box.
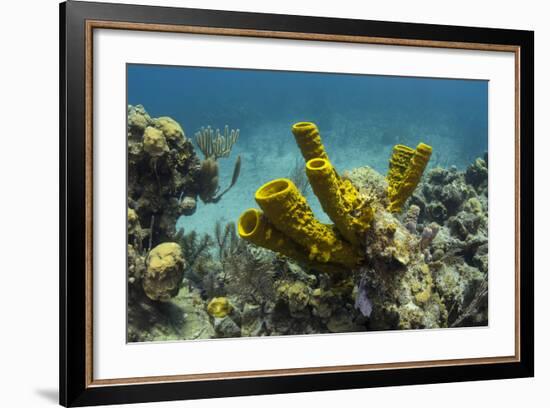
[207,297,232,318]
[306,158,373,245]
[291,122,329,162]
[254,178,360,268]
[387,144,415,198]
[387,143,432,213]
[238,208,310,262]
[238,208,346,273]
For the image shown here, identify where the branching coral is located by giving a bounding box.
[224,244,278,306]
[174,229,213,272]
[194,125,241,203]
[450,276,487,328]
[195,125,240,160]
[214,220,246,263]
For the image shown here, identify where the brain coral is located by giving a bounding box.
[143,242,186,301]
[143,126,168,157]
[154,116,185,142]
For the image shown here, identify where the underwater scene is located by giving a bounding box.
[126,64,489,342]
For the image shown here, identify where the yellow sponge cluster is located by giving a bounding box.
[291,122,329,162]
[238,207,350,274]
[387,143,432,213]
[237,122,374,272]
[207,297,232,318]
[255,178,359,267]
[305,158,373,246]
[238,208,310,263]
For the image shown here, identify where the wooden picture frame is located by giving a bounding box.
[60,1,534,406]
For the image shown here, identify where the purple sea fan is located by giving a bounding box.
[355,277,373,318]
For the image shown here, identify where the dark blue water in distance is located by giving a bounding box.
[127,64,488,235]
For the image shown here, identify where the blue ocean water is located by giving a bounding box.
[127,64,488,236]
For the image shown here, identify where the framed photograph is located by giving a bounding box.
[60,1,534,406]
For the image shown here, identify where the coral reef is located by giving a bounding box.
[407,156,489,327]
[237,122,427,273]
[127,110,488,342]
[127,103,242,252]
[234,122,442,331]
[127,106,245,342]
[127,104,202,245]
[342,156,488,329]
[325,177,443,329]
